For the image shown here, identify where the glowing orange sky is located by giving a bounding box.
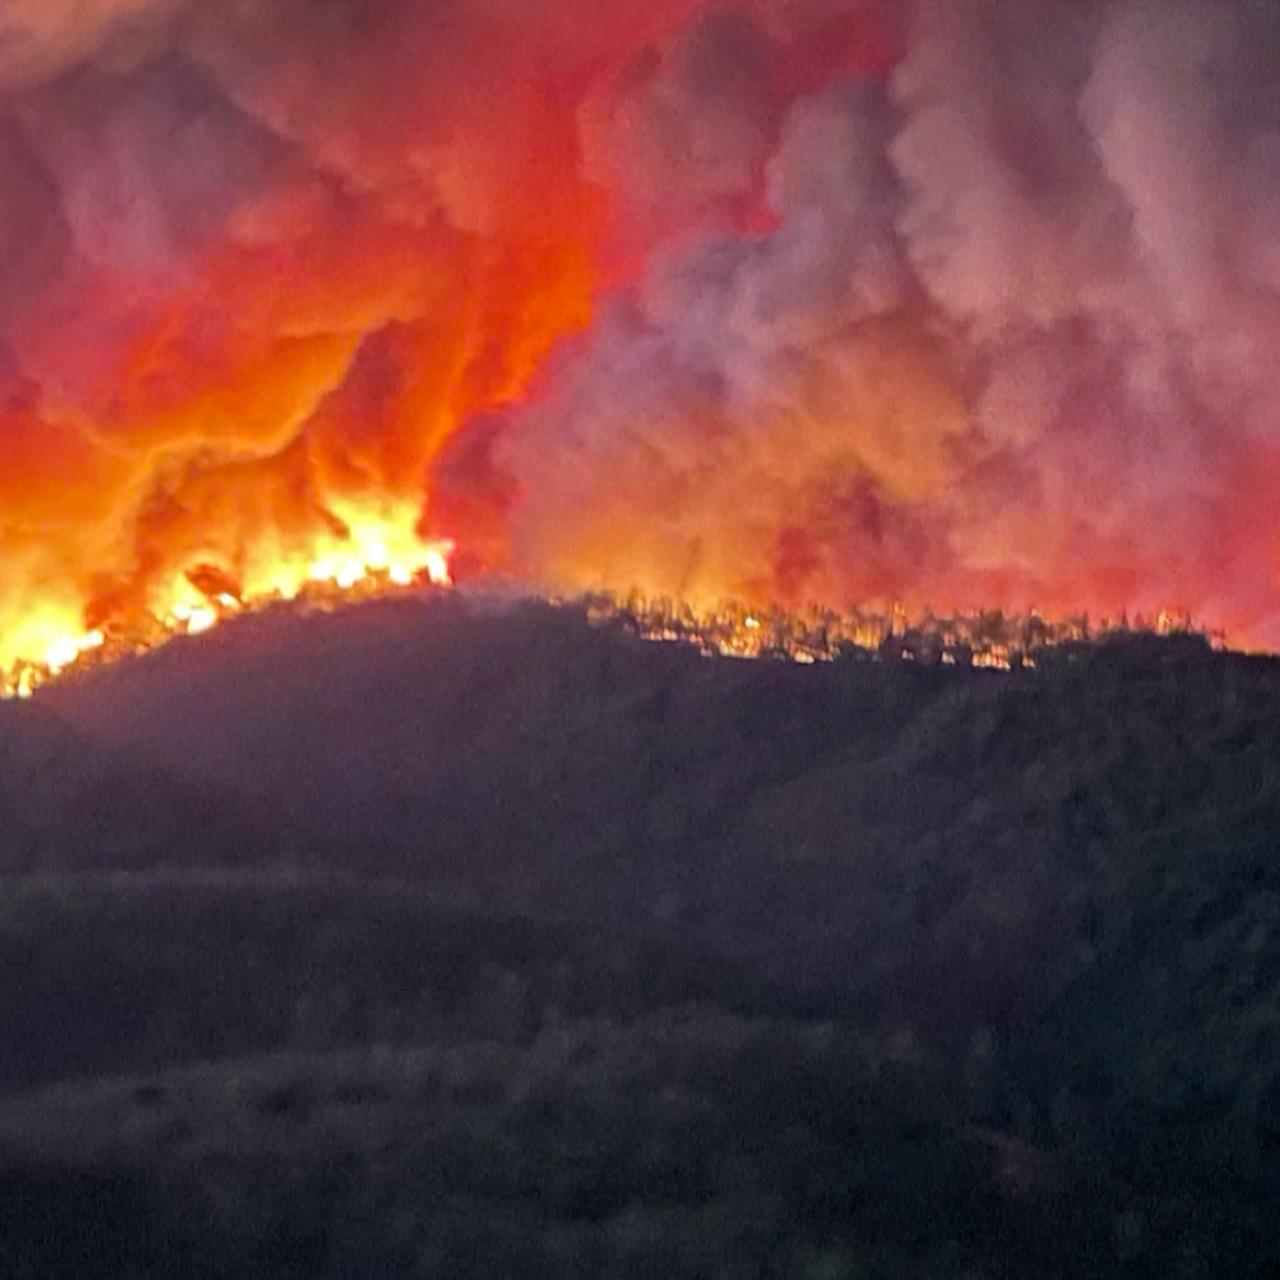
[2,0,1279,676]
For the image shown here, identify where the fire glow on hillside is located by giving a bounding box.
[2,510,453,698]
[1,563,1213,700]
[2,0,1280,682]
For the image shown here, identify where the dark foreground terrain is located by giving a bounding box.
[2,595,1279,1276]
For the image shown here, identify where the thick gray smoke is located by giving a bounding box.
[4,0,1280,657]
[485,0,1280,642]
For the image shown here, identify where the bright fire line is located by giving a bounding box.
[1,513,455,700]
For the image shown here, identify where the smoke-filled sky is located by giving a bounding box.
[4,0,1280,662]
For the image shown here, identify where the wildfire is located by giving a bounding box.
[0,507,454,700]
[2,0,1279,706]
[2,554,1225,701]
[578,592,1217,670]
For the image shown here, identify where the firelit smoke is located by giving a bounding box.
[2,0,1280,688]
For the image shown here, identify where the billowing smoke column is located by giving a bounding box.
[3,0,1280,671]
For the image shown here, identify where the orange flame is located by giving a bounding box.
[1,504,454,699]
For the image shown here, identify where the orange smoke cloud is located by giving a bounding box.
[3,0,1280,683]
[0,0,690,674]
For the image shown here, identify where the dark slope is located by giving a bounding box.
[29,597,1280,1034]
[38,594,945,891]
[1,596,1279,1274]
[0,698,252,874]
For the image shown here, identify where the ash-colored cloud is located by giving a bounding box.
[0,0,181,89]
[580,9,785,214]
[5,0,1280,665]
[466,0,1280,637]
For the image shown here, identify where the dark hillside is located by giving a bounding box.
[0,596,1277,1274]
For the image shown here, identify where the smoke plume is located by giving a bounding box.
[4,0,1280,666]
